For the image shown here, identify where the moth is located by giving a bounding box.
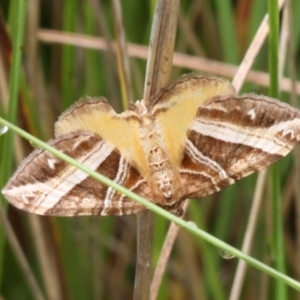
[2,74,300,216]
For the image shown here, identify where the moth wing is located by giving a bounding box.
[55,98,148,177]
[180,94,300,199]
[2,131,153,216]
[153,74,236,168]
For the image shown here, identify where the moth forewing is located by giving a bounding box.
[179,93,300,199]
[2,131,151,216]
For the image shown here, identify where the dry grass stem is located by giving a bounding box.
[28,216,62,300]
[232,0,285,91]
[229,170,267,300]
[37,29,300,95]
[135,1,179,299]
[229,2,288,296]
[278,5,289,85]
[143,0,180,106]
[0,207,45,300]
[87,0,119,105]
[112,0,133,108]
[150,200,189,300]
[0,55,9,110]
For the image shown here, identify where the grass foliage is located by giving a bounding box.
[1,0,300,299]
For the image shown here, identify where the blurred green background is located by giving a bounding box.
[1,1,300,299]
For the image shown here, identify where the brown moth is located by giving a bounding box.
[2,74,300,216]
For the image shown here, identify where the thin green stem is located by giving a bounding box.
[1,117,300,292]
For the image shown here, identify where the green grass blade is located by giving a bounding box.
[0,0,27,288]
[268,0,287,298]
[213,0,239,63]
[61,0,77,110]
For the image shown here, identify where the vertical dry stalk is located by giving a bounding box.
[150,200,189,300]
[0,207,46,300]
[112,0,133,108]
[134,1,179,299]
[232,0,285,92]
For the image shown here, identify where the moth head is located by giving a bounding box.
[133,100,147,115]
